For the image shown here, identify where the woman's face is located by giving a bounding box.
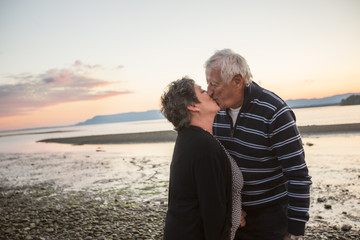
[193,84,220,114]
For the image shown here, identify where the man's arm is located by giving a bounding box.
[270,106,312,236]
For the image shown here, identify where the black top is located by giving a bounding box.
[164,126,232,240]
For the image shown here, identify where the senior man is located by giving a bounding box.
[205,49,312,240]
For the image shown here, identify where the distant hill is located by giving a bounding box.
[75,93,360,126]
[286,93,360,108]
[340,95,360,105]
[75,110,164,126]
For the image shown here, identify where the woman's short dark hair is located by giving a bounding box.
[160,77,199,131]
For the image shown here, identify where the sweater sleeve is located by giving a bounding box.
[194,148,231,240]
[269,105,312,236]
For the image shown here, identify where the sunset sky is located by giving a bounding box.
[1,0,360,131]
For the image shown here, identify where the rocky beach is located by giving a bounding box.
[1,124,360,239]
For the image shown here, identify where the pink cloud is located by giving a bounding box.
[0,63,131,117]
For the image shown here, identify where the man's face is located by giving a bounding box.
[206,67,241,109]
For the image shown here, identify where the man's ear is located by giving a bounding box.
[187,104,200,112]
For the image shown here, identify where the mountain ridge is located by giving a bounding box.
[286,93,359,108]
[75,93,360,126]
[75,110,164,126]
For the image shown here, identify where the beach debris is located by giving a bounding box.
[306,142,314,146]
[324,204,332,209]
[341,224,352,232]
[96,147,106,152]
[317,197,326,203]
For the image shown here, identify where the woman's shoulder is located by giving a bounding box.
[180,126,218,144]
[177,126,221,154]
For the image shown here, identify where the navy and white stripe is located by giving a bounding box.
[213,82,312,235]
[250,99,277,111]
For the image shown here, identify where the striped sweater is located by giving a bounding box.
[213,82,312,235]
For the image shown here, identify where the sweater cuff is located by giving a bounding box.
[288,219,306,236]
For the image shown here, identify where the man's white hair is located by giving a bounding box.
[205,49,253,85]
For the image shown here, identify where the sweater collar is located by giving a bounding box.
[241,81,263,110]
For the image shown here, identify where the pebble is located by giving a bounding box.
[341,224,352,232]
[324,204,332,209]
[317,197,326,203]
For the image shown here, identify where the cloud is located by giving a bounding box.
[0,63,131,117]
[72,60,102,71]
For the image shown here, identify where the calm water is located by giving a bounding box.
[293,105,360,125]
[0,105,359,153]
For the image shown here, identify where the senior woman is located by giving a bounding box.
[161,77,244,240]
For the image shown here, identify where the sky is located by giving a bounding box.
[1,0,359,131]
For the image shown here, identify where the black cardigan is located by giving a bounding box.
[164,126,232,240]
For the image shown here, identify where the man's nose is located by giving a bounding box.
[207,85,214,97]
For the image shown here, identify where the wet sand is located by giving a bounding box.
[37,130,177,145]
[37,123,360,145]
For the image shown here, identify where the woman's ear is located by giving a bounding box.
[187,104,200,112]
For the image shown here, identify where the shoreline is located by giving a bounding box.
[38,130,178,145]
[37,123,360,145]
[297,123,360,135]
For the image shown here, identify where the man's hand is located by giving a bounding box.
[284,233,304,240]
[240,210,247,227]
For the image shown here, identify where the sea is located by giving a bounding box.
[0,105,359,154]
